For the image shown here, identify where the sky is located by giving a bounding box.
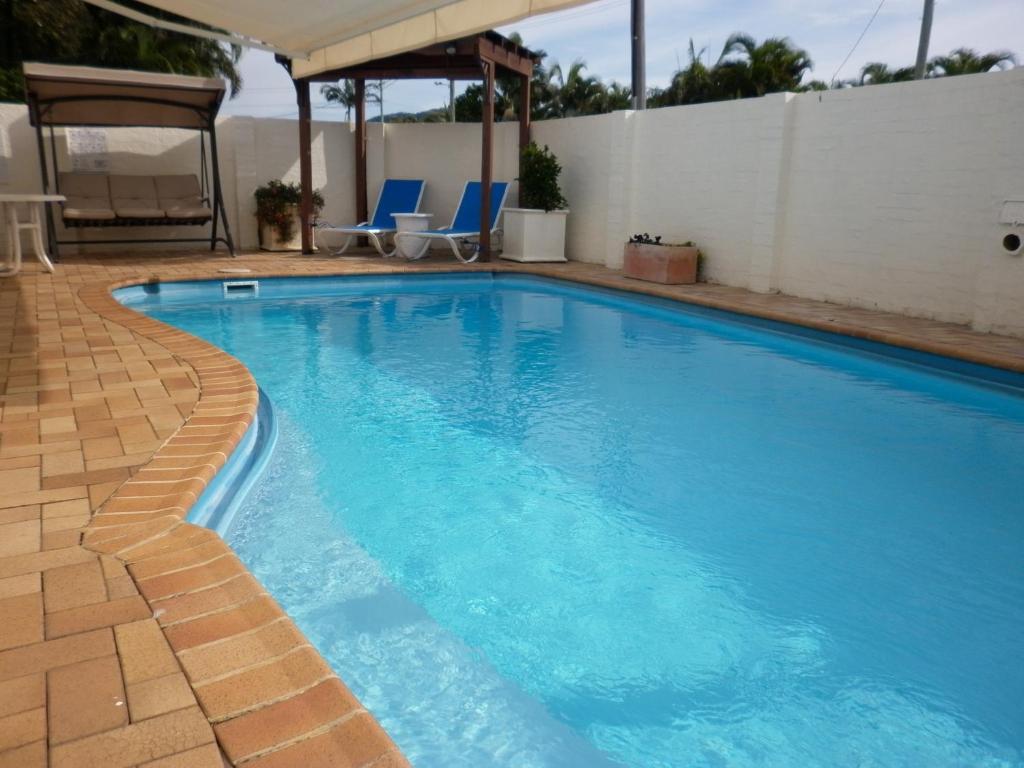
[219,0,1022,121]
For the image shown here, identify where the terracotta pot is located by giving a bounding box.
[623,243,698,284]
[258,205,302,251]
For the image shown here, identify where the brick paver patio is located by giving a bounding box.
[1,250,1022,767]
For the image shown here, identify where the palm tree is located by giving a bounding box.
[650,40,715,106]
[320,79,357,122]
[857,62,914,85]
[928,48,1016,76]
[716,34,813,98]
[598,81,632,112]
[446,34,627,121]
[549,59,604,117]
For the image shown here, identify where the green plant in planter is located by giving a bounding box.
[254,180,325,241]
[518,142,568,212]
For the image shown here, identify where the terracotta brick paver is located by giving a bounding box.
[1,249,1022,768]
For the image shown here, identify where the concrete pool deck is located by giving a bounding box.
[1,250,1022,768]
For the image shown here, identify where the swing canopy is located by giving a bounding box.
[23,62,226,129]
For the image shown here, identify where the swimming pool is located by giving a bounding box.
[121,273,1024,767]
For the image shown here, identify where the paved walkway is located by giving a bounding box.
[1,250,1021,768]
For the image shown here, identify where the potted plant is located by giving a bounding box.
[255,180,324,251]
[501,142,569,263]
[623,233,702,285]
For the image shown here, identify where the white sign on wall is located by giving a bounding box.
[68,127,110,172]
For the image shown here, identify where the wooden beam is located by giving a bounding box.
[311,67,483,81]
[479,60,495,262]
[518,73,531,207]
[295,77,314,254]
[308,53,483,82]
[354,78,368,227]
[477,38,535,77]
[304,34,538,83]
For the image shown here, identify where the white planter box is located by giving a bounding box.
[500,208,568,263]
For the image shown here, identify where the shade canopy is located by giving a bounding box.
[23,63,226,129]
[123,0,589,78]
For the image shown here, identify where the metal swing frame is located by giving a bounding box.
[24,65,236,259]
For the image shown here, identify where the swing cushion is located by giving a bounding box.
[109,175,163,219]
[58,173,212,225]
[59,173,116,221]
[155,175,212,220]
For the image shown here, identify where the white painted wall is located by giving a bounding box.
[533,70,1024,335]
[1,67,1022,335]
[777,73,1024,333]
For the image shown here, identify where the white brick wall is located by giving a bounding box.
[776,71,1024,334]
[1,67,1022,335]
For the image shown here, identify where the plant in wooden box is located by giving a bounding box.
[501,142,569,263]
[255,181,324,251]
[623,233,702,284]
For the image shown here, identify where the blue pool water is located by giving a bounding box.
[125,274,1024,767]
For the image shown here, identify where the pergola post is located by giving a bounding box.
[479,60,495,261]
[518,73,531,206]
[295,77,314,254]
[354,79,368,226]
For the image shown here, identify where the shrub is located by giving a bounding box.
[255,180,324,241]
[518,142,568,212]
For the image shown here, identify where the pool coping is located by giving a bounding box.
[72,259,1024,767]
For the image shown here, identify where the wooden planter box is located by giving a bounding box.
[258,205,302,251]
[623,243,698,285]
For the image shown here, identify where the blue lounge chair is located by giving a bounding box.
[315,178,425,257]
[395,181,509,263]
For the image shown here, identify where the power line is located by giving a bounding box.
[830,0,887,85]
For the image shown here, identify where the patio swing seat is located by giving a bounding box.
[59,173,213,228]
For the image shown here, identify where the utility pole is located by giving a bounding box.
[913,0,935,79]
[449,79,455,122]
[378,78,385,122]
[631,0,646,109]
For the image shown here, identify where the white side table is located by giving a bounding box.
[393,213,433,260]
[0,194,65,276]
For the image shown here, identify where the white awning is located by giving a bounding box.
[118,0,592,78]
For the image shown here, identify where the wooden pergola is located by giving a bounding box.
[284,31,540,260]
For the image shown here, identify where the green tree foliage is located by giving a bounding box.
[453,31,630,123]
[0,0,242,102]
[927,47,1016,76]
[844,47,1016,87]
[517,141,567,211]
[650,34,815,107]
[320,80,358,122]
[856,62,915,85]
